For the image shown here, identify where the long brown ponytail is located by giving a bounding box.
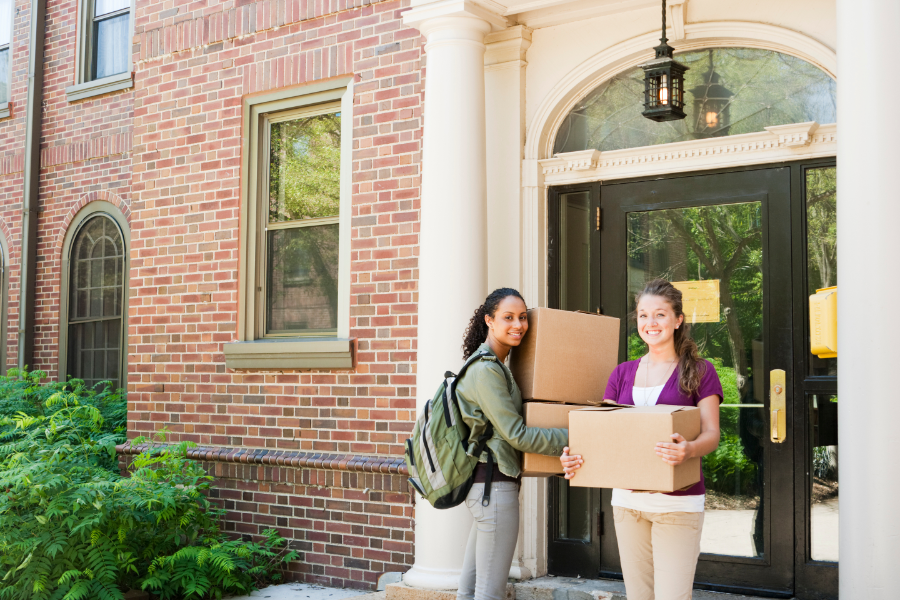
[635,279,706,396]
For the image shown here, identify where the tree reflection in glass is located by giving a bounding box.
[265,111,341,335]
[555,48,836,154]
[627,201,766,557]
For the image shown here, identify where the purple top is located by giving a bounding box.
[603,359,723,496]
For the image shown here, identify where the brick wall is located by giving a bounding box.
[1,0,425,588]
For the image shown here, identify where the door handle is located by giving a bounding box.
[770,369,787,443]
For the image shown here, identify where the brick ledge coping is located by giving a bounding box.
[116,443,409,475]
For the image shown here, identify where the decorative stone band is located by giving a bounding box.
[539,121,836,185]
[115,442,409,475]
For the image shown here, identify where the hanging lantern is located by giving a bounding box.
[641,0,688,122]
[690,49,734,136]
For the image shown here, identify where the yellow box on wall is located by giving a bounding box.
[809,286,837,358]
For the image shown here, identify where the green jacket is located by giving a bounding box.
[456,343,569,478]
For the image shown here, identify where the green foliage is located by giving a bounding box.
[0,372,297,600]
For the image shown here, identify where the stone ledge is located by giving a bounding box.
[116,442,408,475]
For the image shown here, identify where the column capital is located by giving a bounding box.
[403,0,508,35]
[485,24,532,69]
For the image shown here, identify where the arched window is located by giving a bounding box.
[554,48,836,154]
[65,213,126,388]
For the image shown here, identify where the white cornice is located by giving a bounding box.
[403,0,508,31]
[538,122,836,184]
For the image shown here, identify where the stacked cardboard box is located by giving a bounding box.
[511,308,703,492]
[567,403,702,492]
[510,308,619,477]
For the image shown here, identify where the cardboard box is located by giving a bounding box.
[510,308,620,404]
[567,404,702,492]
[521,402,583,476]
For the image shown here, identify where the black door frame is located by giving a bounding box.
[546,158,838,599]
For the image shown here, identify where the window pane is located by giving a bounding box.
[806,167,837,377]
[266,224,339,334]
[269,112,341,222]
[627,202,766,558]
[0,49,8,105]
[95,0,130,17]
[559,191,591,311]
[93,13,129,79]
[809,394,838,561]
[555,48,836,153]
[68,215,125,386]
[0,0,10,46]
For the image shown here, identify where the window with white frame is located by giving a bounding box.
[225,81,353,370]
[0,0,11,107]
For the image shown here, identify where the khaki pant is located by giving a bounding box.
[613,506,705,600]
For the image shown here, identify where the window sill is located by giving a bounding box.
[223,338,356,370]
[0,103,9,119]
[65,72,133,102]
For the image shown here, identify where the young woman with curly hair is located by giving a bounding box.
[454,288,569,600]
[561,279,723,600]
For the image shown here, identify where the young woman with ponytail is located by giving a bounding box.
[560,279,722,600]
[455,288,569,600]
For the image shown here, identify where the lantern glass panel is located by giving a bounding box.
[554,47,836,153]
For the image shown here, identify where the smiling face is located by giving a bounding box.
[485,295,529,349]
[636,294,683,350]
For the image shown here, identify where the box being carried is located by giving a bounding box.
[510,308,620,405]
[521,402,583,476]
[567,403,702,492]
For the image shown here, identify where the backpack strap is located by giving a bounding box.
[441,350,491,428]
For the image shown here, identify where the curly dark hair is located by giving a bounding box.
[634,278,706,396]
[461,288,526,359]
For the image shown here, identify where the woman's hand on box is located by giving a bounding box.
[560,446,583,479]
[656,433,691,466]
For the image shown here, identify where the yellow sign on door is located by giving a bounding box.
[671,280,720,323]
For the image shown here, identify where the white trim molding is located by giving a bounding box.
[539,122,836,185]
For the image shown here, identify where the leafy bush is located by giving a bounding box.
[0,372,297,600]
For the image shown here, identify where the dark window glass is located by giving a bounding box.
[555,48,836,154]
[68,215,124,388]
[265,110,341,335]
[92,0,129,80]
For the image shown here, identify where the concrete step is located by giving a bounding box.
[515,576,794,600]
[387,577,791,600]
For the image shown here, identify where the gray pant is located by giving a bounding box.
[457,482,520,600]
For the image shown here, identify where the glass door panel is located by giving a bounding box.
[625,202,766,559]
[547,187,601,576]
[593,167,795,594]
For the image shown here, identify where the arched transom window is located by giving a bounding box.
[554,48,836,154]
[67,214,125,388]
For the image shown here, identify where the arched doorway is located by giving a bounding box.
[545,47,837,599]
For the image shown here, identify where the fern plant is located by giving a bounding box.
[0,377,297,600]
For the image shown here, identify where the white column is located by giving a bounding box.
[402,1,505,590]
[482,25,546,581]
[837,0,900,597]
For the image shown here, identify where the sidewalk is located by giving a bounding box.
[225,582,384,600]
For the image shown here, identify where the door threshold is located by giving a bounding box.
[514,576,795,600]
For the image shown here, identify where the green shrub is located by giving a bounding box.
[0,375,297,600]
